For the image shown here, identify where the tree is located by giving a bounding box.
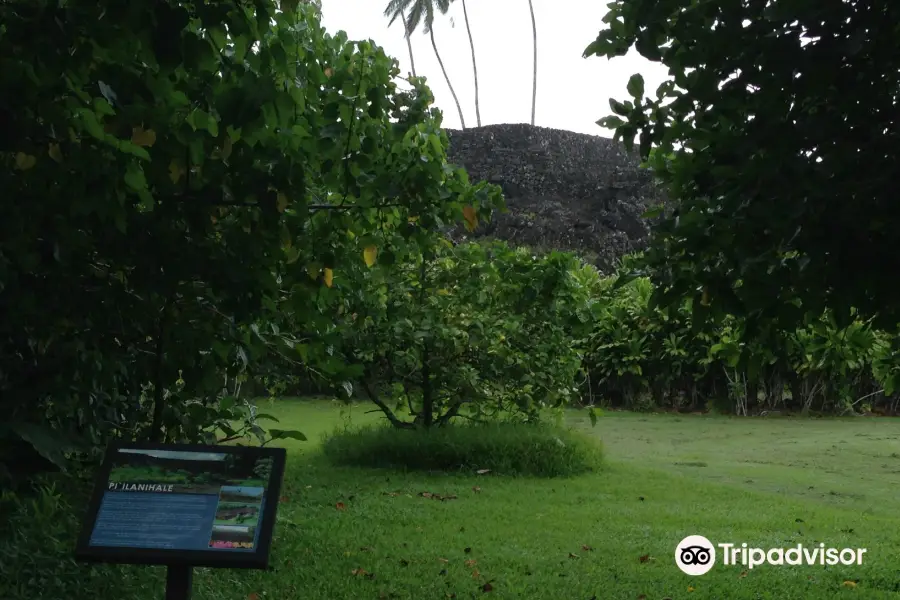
[456,0,481,126]
[584,0,900,333]
[397,10,418,77]
[0,0,492,477]
[527,0,537,126]
[385,0,467,129]
[342,239,587,428]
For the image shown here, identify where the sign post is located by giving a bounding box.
[165,564,193,600]
[75,442,287,599]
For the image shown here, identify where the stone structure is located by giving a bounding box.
[445,123,665,272]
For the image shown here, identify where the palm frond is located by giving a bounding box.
[421,1,436,34]
[406,1,425,35]
[384,0,414,27]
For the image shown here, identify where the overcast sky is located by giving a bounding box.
[319,0,669,137]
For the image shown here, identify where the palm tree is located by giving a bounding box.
[527,0,537,126]
[455,0,481,126]
[399,11,417,77]
[384,0,467,129]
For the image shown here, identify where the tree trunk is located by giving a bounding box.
[527,0,537,126]
[401,12,417,77]
[418,250,434,427]
[460,0,480,126]
[430,28,466,129]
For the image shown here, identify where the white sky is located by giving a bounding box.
[319,0,669,137]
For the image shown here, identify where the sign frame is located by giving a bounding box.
[75,441,287,570]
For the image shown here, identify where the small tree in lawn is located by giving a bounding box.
[344,237,588,428]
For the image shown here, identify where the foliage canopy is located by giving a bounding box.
[0,0,500,476]
[585,0,900,332]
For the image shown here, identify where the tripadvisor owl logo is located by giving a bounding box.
[675,535,716,576]
[675,535,868,575]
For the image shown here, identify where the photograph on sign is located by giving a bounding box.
[76,443,285,568]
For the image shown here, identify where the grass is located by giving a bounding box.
[322,419,603,476]
[6,399,900,599]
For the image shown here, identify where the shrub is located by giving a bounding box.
[0,476,160,599]
[321,421,604,477]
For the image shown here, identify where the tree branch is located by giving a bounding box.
[361,377,415,429]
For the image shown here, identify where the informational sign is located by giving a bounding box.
[76,442,286,569]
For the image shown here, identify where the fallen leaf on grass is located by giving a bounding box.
[471,569,481,579]
[568,553,580,559]
[582,545,594,552]
[842,581,857,588]
[419,491,458,501]
[472,486,481,493]
[336,502,346,510]
[739,570,748,579]
[481,582,494,592]
[438,558,450,563]
[688,586,695,592]
[465,559,477,567]
[248,594,259,600]
[638,554,651,563]
[351,568,375,579]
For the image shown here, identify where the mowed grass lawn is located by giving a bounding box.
[191,401,900,599]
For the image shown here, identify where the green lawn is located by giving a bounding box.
[73,399,900,599]
[182,399,900,600]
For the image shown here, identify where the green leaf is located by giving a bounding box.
[597,115,625,129]
[124,163,147,192]
[118,140,151,161]
[609,99,629,116]
[187,108,218,136]
[13,422,70,471]
[75,108,107,141]
[269,429,308,442]
[626,74,644,99]
[233,35,249,62]
[254,413,281,423]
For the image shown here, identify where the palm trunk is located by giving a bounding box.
[430,28,466,129]
[527,0,537,126]
[401,12,417,77]
[460,0,481,126]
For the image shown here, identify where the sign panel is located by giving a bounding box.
[76,442,286,568]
